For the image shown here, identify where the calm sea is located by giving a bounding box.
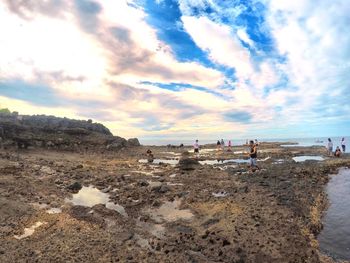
[140,136,349,149]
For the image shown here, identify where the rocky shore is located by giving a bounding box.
[0,112,140,151]
[0,139,349,262]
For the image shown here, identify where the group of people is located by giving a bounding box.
[327,137,346,157]
[216,139,232,151]
[195,139,260,171]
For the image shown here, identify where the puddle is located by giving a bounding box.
[46,208,62,214]
[199,159,249,165]
[273,159,284,164]
[31,202,49,209]
[133,171,153,175]
[14,222,46,239]
[281,143,323,147]
[105,203,128,217]
[139,159,179,165]
[167,182,184,186]
[136,220,165,239]
[292,156,324,162]
[148,199,193,223]
[66,186,128,217]
[318,168,350,260]
[134,234,152,249]
[160,152,182,156]
[217,165,237,170]
[147,181,162,188]
[200,148,218,153]
[212,191,229,197]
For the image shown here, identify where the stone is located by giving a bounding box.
[139,180,149,187]
[67,182,82,192]
[127,138,141,146]
[158,185,170,193]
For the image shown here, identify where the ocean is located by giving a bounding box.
[140,136,349,149]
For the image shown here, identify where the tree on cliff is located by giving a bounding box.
[0,108,11,114]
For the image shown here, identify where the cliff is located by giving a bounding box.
[0,112,140,151]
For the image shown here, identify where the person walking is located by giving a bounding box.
[327,138,333,156]
[341,137,346,152]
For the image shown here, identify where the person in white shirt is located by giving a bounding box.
[341,137,346,152]
[327,138,333,156]
[193,140,200,156]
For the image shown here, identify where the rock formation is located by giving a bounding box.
[0,112,140,151]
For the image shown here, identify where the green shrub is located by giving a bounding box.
[0,108,11,114]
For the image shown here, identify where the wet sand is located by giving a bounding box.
[0,143,349,262]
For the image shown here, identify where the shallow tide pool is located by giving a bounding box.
[66,186,127,217]
[292,156,324,162]
[318,168,350,260]
[138,159,179,165]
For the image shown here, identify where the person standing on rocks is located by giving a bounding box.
[334,146,341,157]
[228,140,232,152]
[249,140,260,171]
[220,139,225,151]
[193,140,200,157]
[341,137,346,152]
[327,138,333,156]
[146,149,154,163]
[216,140,221,151]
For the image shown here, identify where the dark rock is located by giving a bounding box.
[152,200,161,207]
[158,185,170,193]
[106,137,127,151]
[127,138,140,146]
[178,152,199,170]
[139,180,149,187]
[67,182,82,192]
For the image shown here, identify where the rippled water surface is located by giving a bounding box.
[318,168,350,260]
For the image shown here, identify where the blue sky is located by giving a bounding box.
[0,0,349,141]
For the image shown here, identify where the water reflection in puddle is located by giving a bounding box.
[139,159,179,165]
[292,156,324,162]
[148,199,193,223]
[273,159,284,164]
[212,191,229,197]
[14,222,46,239]
[318,168,350,260]
[167,182,184,186]
[46,208,62,214]
[199,159,249,165]
[66,186,128,217]
[136,220,165,239]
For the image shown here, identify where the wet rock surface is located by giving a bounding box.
[0,142,349,262]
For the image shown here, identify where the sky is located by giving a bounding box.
[0,0,349,142]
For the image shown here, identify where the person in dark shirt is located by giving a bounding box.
[146,149,154,163]
[334,146,341,157]
[249,140,260,171]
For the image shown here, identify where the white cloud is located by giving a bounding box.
[264,0,350,123]
[236,28,254,47]
[182,16,254,80]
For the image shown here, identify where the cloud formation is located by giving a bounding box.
[0,0,349,141]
